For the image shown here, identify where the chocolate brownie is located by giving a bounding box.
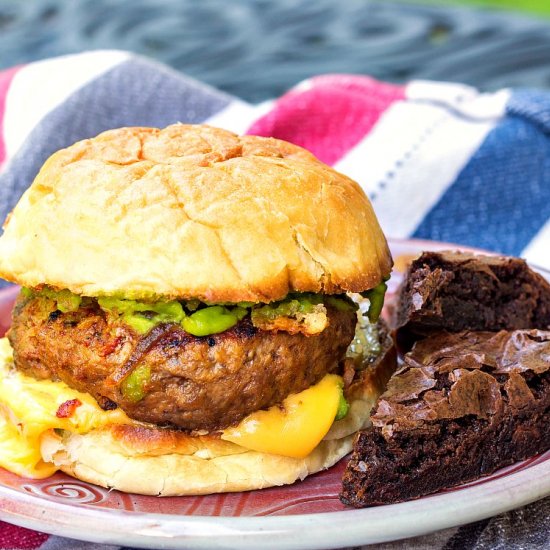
[395,251,550,338]
[341,330,550,507]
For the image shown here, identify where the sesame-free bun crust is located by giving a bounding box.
[41,427,355,496]
[40,337,396,496]
[0,125,391,302]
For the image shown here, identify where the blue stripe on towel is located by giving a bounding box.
[0,55,232,226]
[507,88,550,136]
[413,91,550,256]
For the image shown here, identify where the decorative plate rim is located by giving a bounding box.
[0,453,548,549]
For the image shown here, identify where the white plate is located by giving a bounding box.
[0,238,548,549]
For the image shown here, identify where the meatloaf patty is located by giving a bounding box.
[9,294,356,431]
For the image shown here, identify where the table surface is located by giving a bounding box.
[0,0,550,102]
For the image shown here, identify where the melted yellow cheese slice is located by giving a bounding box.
[222,374,342,458]
[0,338,131,478]
[0,336,343,479]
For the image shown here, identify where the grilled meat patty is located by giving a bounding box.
[8,294,356,431]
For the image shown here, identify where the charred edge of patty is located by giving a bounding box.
[9,294,358,431]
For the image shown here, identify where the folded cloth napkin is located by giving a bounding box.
[0,50,548,550]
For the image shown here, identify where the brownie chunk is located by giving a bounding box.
[395,251,550,337]
[340,330,550,507]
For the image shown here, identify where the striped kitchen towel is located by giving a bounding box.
[0,51,549,270]
[0,50,548,550]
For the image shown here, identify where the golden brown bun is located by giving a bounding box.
[0,125,392,302]
[40,337,396,496]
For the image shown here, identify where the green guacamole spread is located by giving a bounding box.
[22,283,388,411]
[22,286,82,313]
[360,279,388,323]
[23,288,357,337]
[335,383,350,421]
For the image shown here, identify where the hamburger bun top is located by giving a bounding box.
[0,124,392,302]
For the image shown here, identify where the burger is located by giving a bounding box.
[0,124,394,495]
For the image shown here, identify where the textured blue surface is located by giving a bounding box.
[0,0,550,102]
[413,95,550,255]
[507,88,550,135]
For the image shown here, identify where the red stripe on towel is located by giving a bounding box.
[247,74,405,165]
[0,65,23,166]
[0,521,49,549]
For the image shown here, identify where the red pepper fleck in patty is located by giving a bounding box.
[56,399,82,418]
